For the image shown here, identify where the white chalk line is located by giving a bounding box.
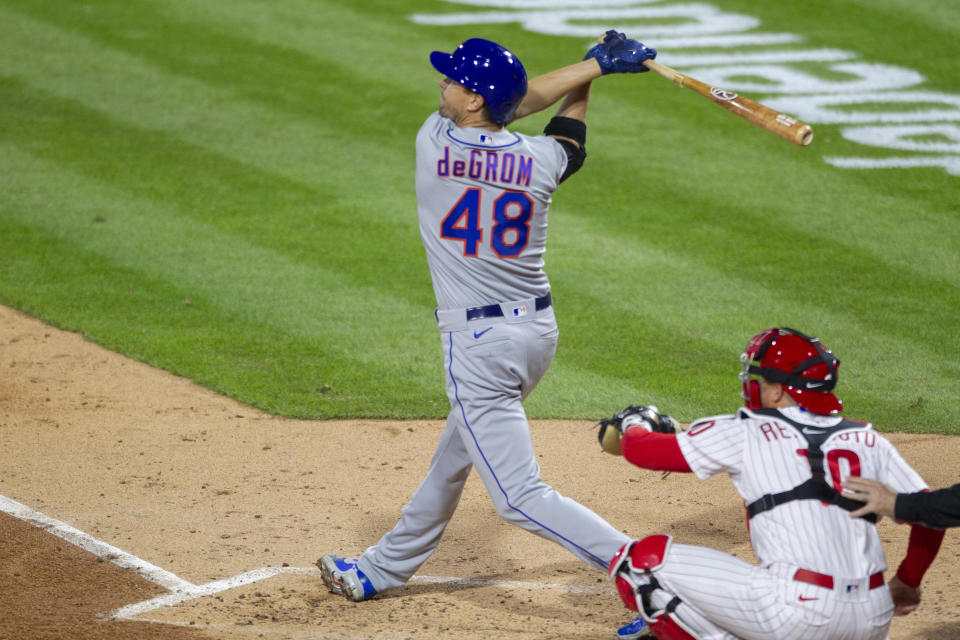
[1,493,612,624]
[0,494,193,593]
[410,574,611,595]
[110,569,612,620]
[107,566,317,619]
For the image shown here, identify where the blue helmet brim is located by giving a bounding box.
[429,50,456,80]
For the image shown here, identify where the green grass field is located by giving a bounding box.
[1,0,957,432]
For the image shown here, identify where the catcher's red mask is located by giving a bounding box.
[739,327,841,415]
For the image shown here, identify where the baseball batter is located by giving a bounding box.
[318,31,658,630]
[597,328,946,640]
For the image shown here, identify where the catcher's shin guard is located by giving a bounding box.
[608,535,703,640]
[609,535,672,611]
[644,610,702,640]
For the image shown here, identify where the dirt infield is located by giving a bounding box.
[1,304,957,639]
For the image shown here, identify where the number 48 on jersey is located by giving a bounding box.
[441,187,533,258]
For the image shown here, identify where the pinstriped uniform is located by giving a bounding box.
[355,112,631,592]
[633,406,928,640]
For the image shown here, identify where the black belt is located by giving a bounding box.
[465,293,552,321]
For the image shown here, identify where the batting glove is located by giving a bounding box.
[584,30,657,74]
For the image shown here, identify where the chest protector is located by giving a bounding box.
[744,408,878,524]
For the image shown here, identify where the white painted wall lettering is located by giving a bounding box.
[840,124,960,153]
[681,63,924,95]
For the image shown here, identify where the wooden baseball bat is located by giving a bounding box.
[642,59,813,147]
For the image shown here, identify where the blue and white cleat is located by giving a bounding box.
[618,614,652,639]
[317,554,377,602]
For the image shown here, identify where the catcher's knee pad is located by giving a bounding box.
[609,536,703,640]
[608,535,672,612]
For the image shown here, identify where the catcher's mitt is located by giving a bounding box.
[596,405,678,456]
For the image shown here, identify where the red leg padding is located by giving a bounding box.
[627,534,672,571]
[610,535,674,613]
[647,612,702,640]
[615,574,639,611]
[608,540,635,579]
[609,534,673,579]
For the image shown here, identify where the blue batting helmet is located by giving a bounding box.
[430,38,527,125]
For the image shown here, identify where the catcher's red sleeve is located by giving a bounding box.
[621,430,692,473]
[895,522,945,588]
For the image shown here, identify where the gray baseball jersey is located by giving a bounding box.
[415,111,566,309]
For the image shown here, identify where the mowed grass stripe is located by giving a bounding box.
[0,0,444,309]
[0,3,421,190]
[0,142,445,417]
[545,128,957,354]
[574,111,959,286]
[0,69,431,305]
[0,130,428,352]
[535,208,959,428]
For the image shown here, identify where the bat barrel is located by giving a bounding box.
[643,60,813,147]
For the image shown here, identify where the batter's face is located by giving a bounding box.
[438,77,484,124]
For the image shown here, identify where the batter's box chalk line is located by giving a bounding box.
[0,494,612,622]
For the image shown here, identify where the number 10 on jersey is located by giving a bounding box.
[441,187,533,258]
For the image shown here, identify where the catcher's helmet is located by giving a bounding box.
[430,38,527,125]
[739,328,842,415]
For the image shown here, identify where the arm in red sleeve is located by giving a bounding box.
[621,429,692,473]
[895,522,945,588]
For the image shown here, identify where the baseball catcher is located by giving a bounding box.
[597,328,945,640]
